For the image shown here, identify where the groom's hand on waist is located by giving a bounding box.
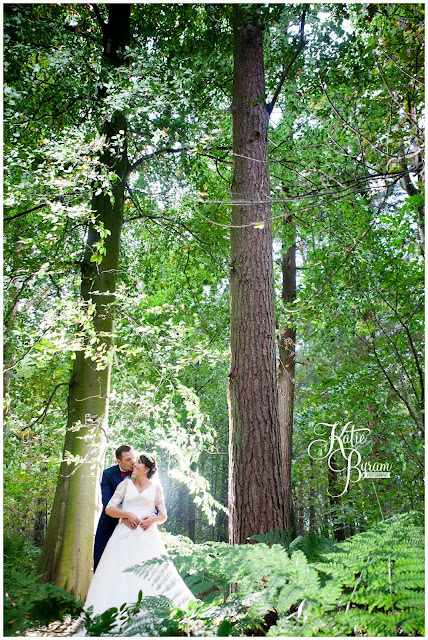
[122,517,140,529]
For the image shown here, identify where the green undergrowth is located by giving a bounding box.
[80,511,424,637]
[4,535,83,636]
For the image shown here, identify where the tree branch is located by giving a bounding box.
[400,163,420,197]
[375,291,424,408]
[126,147,190,178]
[91,3,107,30]
[126,145,231,180]
[374,55,418,129]
[318,72,398,160]
[267,8,307,115]
[4,275,33,324]
[124,186,226,273]
[360,333,423,432]
[24,383,71,432]
[378,45,424,85]
[368,305,421,405]
[4,204,46,223]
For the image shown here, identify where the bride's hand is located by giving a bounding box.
[122,517,139,529]
[125,512,140,527]
[139,515,155,530]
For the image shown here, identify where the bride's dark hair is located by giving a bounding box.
[139,453,157,478]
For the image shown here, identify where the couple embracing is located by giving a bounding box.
[79,445,194,632]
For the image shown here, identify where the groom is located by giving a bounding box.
[93,444,136,571]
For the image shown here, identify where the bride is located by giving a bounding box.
[80,453,195,627]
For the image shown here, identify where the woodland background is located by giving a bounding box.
[3,2,424,637]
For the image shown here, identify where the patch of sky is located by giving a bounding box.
[269,107,282,128]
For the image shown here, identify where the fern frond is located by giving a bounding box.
[102,512,424,637]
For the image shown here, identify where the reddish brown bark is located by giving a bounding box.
[228,6,285,545]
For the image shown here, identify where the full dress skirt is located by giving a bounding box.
[80,480,194,627]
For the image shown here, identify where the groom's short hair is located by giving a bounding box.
[115,445,132,460]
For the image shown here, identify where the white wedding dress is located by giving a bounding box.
[79,478,195,630]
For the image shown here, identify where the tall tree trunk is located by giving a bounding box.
[33,498,46,547]
[278,239,297,535]
[228,5,285,545]
[188,461,197,540]
[188,492,196,541]
[175,483,188,535]
[297,484,305,536]
[38,5,130,600]
[308,457,316,532]
[4,240,23,432]
[210,458,217,541]
[298,504,305,537]
[38,113,128,598]
[217,455,229,542]
[328,456,347,542]
[399,141,424,251]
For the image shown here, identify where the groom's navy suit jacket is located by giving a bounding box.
[93,464,124,570]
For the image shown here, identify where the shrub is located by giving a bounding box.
[4,535,83,636]
[106,512,424,637]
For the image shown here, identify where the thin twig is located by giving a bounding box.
[23,382,71,431]
[375,291,424,408]
[360,333,424,435]
[371,479,384,521]
[4,275,33,323]
[126,145,231,179]
[318,72,396,160]
[91,3,106,29]
[267,8,307,115]
[377,45,424,85]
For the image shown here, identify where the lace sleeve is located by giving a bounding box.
[106,479,128,510]
[155,483,167,518]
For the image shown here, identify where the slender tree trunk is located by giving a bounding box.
[188,493,196,541]
[298,504,305,537]
[308,458,316,531]
[218,455,229,542]
[399,151,424,251]
[4,240,23,432]
[4,284,20,431]
[33,498,46,547]
[175,483,188,535]
[188,460,197,541]
[278,239,297,535]
[297,484,305,536]
[328,456,347,542]
[228,5,285,545]
[210,459,217,540]
[38,5,131,600]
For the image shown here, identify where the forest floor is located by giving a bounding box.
[25,617,80,637]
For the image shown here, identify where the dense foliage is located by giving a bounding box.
[77,513,424,637]
[3,2,424,635]
[4,535,83,636]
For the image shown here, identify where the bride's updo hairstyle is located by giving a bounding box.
[139,453,157,479]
